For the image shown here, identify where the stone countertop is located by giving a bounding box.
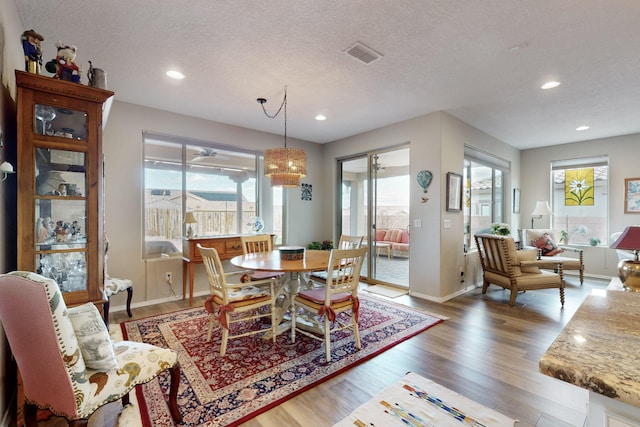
[539,291,640,407]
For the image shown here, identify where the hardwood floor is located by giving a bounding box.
[50,275,599,426]
[112,275,605,426]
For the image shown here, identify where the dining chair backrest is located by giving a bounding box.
[197,244,229,304]
[337,234,364,250]
[325,246,368,298]
[240,234,273,255]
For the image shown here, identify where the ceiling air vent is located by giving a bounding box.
[345,42,382,64]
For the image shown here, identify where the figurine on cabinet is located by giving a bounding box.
[55,220,71,242]
[45,42,81,83]
[37,217,54,243]
[21,29,44,74]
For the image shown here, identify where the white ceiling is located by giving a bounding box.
[15,0,640,149]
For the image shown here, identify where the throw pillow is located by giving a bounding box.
[67,302,118,371]
[517,249,541,273]
[532,233,564,256]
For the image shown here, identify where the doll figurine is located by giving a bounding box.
[21,29,44,74]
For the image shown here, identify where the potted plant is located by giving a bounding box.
[490,223,511,236]
[589,237,601,246]
[560,230,569,244]
[308,241,322,250]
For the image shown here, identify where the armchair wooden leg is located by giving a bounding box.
[126,286,133,317]
[559,287,565,307]
[482,280,489,294]
[509,289,518,306]
[168,364,182,424]
[24,403,37,427]
[122,392,130,407]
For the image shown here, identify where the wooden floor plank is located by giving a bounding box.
[105,278,606,426]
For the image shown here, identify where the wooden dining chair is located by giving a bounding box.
[310,235,364,286]
[239,234,285,283]
[291,246,368,362]
[197,244,277,356]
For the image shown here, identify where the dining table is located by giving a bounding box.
[230,248,331,337]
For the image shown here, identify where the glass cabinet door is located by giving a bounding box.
[34,103,88,140]
[34,148,88,293]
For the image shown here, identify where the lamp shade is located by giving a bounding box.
[610,226,640,251]
[0,161,14,173]
[184,211,197,224]
[531,200,552,216]
[611,226,640,290]
[264,147,307,188]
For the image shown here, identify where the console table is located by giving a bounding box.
[182,234,274,306]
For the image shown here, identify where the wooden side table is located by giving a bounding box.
[375,242,392,259]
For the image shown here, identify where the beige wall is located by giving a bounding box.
[103,102,324,307]
[323,111,521,300]
[521,133,640,277]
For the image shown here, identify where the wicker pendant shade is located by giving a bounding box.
[257,86,306,187]
[264,147,306,188]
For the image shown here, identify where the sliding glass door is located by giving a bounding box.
[339,146,410,287]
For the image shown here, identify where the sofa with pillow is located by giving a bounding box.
[374,228,410,258]
[519,228,584,284]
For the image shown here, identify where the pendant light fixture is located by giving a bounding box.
[257,86,306,187]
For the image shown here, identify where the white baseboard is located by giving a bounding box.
[410,282,479,303]
[108,290,210,315]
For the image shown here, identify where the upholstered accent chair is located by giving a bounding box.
[475,234,565,307]
[239,234,285,283]
[519,228,585,284]
[197,244,277,356]
[0,271,181,426]
[310,235,364,286]
[292,246,368,362]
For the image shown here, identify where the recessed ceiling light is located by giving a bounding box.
[166,70,185,80]
[315,115,326,121]
[576,125,590,131]
[541,81,561,90]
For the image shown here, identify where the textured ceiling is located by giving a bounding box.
[14,0,640,149]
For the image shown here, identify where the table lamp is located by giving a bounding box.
[610,226,640,291]
[184,211,197,239]
[530,200,551,228]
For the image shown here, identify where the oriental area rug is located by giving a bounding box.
[122,295,444,427]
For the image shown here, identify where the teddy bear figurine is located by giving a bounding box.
[45,41,81,83]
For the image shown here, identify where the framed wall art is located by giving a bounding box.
[301,183,312,201]
[446,172,463,212]
[624,177,640,213]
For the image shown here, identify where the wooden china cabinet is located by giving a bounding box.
[15,70,114,309]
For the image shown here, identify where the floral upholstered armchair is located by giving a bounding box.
[0,271,182,426]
